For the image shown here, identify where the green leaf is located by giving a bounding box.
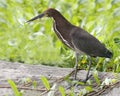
[33,80,37,88]
[93,71,100,85]
[85,86,93,92]
[8,80,21,96]
[69,90,75,96]
[77,81,85,85]
[59,86,66,96]
[40,76,50,90]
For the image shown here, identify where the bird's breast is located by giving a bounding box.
[53,22,74,50]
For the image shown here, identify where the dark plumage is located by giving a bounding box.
[27,8,113,82]
[70,27,113,58]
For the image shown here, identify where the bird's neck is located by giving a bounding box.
[52,12,72,28]
[52,12,74,49]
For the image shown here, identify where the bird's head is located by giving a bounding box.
[27,8,57,22]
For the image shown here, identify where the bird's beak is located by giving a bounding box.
[27,13,46,22]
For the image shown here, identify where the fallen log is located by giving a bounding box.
[0,60,120,96]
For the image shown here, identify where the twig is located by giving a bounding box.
[0,84,47,91]
[87,81,120,96]
[55,69,75,83]
[39,90,49,96]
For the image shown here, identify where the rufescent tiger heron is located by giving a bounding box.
[27,8,113,82]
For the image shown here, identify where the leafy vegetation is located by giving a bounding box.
[8,80,22,96]
[0,0,120,72]
[59,86,66,96]
[8,76,118,96]
[40,76,50,90]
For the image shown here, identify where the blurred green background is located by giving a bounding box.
[0,0,120,72]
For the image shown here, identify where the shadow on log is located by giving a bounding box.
[0,60,120,96]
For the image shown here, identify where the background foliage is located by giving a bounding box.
[0,0,120,72]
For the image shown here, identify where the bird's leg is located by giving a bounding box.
[74,52,79,80]
[83,56,92,82]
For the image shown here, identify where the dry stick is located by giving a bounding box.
[55,69,76,83]
[51,69,77,95]
[1,70,119,96]
[87,82,120,96]
[0,84,47,91]
[0,84,53,96]
[55,69,93,90]
[39,72,120,96]
[39,90,49,96]
[0,69,75,94]
[0,73,67,96]
[87,88,106,96]
[55,68,85,83]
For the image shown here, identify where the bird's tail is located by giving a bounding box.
[105,50,113,58]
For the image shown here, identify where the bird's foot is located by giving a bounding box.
[79,74,92,83]
[74,68,82,80]
[68,68,81,80]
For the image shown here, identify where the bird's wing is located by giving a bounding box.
[70,28,106,57]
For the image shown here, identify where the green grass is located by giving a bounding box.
[0,0,120,72]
